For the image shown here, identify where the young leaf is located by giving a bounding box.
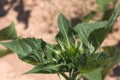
[56,13,75,47]
[0,38,55,65]
[0,22,17,41]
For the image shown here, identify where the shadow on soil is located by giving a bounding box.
[0,0,30,29]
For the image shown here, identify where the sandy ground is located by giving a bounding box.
[0,0,120,80]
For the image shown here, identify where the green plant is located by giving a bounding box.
[96,0,116,12]
[0,22,18,57]
[0,4,120,80]
[83,0,117,22]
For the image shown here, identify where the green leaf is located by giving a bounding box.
[74,21,108,49]
[93,52,111,65]
[75,52,111,73]
[83,11,96,22]
[0,22,17,41]
[57,13,75,47]
[102,8,114,21]
[74,4,120,50]
[106,46,120,63]
[96,0,116,12]
[0,49,12,57]
[25,63,67,74]
[88,4,120,50]
[83,67,103,80]
[88,28,107,50]
[0,38,55,65]
[103,46,118,57]
[75,53,99,73]
[102,46,120,76]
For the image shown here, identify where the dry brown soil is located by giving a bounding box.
[0,0,120,80]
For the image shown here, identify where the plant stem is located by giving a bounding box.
[57,73,63,80]
[57,70,80,80]
[57,72,78,80]
[60,72,69,80]
[76,73,82,80]
[57,72,69,80]
[68,70,80,80]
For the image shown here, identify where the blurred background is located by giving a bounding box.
[0,0,120,80]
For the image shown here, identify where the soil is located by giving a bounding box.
[0,0,120,80]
